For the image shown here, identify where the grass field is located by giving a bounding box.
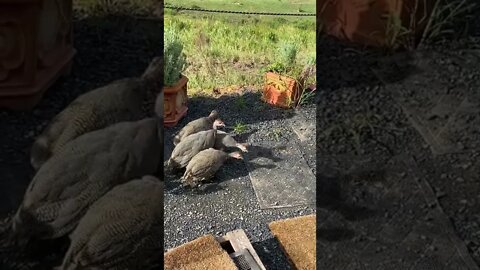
[74,0,157,15]
[165,0,316,14]
[74,0,316,94]
[165,0,316,93]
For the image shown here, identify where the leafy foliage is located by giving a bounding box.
[278,41,298,67]
[266,42,299,74]
[164,28,187,86]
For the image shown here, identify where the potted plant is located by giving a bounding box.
[263,42,314,108]
[318,0,437,48]
[163,28,188,127]
[0,0,76,110]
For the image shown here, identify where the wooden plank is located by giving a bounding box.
[230,250,262,270]
[217,229,267,270]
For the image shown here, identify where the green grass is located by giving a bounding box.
[74,0,157,15]
[165,0,315,14]
[165,0,316,93]
[233,122,248,134]
[73,0,316,94]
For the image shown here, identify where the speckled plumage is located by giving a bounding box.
[30,57,163,171]
[13,117,162,241]
[56,176,163,270]
[182,148,242,187]
[173,110,219,146]
[167,129,217,170]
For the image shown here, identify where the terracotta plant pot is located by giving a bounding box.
[0,0,76,111]
[164,75,188,127]
[262,72,299,108]
[318,0,436,47]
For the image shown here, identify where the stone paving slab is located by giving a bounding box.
[289,109,316,143]
[375,50,480,156]
[244,108,316,209]
[317,154,479,269]
[245,139,316,209]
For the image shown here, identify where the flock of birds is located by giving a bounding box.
[165,110,249,188]
[0,56,251,269]
[1,57,164,269]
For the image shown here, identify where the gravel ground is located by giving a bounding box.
[0,15,162,269]
[164,92,316,269]
[316,32,480,267]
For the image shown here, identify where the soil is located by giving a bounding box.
[316,32,480,268]
[0,15,163,269]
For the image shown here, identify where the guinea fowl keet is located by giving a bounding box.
[214,130,249,153]
[182,148,243,187]
[173,110,224,145]
[166,126,220,172]
[56,176,163,270]
[9,77,164,244]
[30,57,163,171]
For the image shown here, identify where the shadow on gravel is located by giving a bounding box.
[164,157,279,195]
[316,36,417,91]
[180,92,295,127]
[164,91,296,152]
[253,237,293,270]
[316,172,377,222]
[163,91,293,193]
[317,227,355,242]
[245,145,283,163]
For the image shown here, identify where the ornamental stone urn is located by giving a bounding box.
[163,75,188,127]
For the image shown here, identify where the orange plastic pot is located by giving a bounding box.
[318,0,436,47]
[0,0,76,110]
[163,75,188,127]
[262,72,299,108]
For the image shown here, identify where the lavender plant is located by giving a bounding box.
[164,28,187,86]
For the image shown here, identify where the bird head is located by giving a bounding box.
[213,119,225,129]
[209,110,219,119]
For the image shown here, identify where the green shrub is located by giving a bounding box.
[164,28,187,86]
[265,41,298,74]
[278,41,298,67]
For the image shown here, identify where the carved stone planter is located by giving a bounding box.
[0,0,76,111]
[318,0,436,47]
[164,75,188,127]
[262,72,299,108]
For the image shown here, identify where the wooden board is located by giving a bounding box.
[216,229,266,270]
